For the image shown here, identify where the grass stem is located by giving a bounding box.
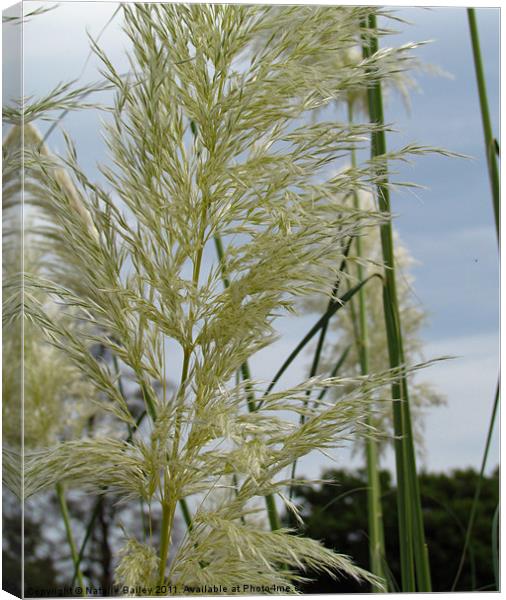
[287,237,352,500]
[159,192,208,582]
[71,499,101,587]
[451,380,499,590]
[467,8,500,242]
[56,482,85,594]
[348,99,387,591]
[363,13,431,592]
[451,12,500,591]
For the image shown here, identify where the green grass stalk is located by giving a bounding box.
[451,381,499,590]
[363,13,431,592]
[348,99,387,591]
[56,482,86,595]
[467,8,500,242]
[158,501,175,585]
[451,13,500,591]
[71,500,101,587]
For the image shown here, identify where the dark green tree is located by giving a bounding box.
[288,467,498,593]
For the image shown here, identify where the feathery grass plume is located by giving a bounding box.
[2,4,58,25]
[3,135,101,600]
[261,12,443,587]
[116,539,160,592]
[19,4,444,592]
[2,79,112,126]
[302,190,445,457]
[3,122,93,595]
[2,116,23,501]
[251,6,426,118]
[3,124,102,447]
[3,119,116,593]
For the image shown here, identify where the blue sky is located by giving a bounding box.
[387,7,499,337]
[15,3,500,477]
[382,7,500,475]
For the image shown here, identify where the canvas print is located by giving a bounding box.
[2,2,500,597]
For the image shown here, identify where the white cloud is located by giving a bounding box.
[417,331,499,473]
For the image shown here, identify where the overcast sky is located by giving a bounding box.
[13,3,500,478]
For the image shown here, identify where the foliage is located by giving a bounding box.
[2,4,468,594]
[3,4,440,592]
[289,467,499,592]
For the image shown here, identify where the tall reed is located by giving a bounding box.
[467,8,500,242]
[56,482,86,594]
[348,99,387,591]
[363,13,431,592]
[452,9,500,590]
